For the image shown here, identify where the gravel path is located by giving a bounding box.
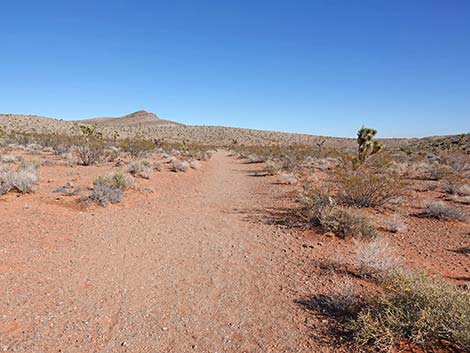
[0,151,316,352]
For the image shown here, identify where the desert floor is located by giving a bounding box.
[0,151,320,353]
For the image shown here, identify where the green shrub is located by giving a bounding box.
[94,172,134,191]
[352,271,470,351]
[319,206,377,240]
[336,167,404,208]
[297,185,377,239]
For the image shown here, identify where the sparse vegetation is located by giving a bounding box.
[85,172,134,206]
[421,200,467,222]
[172,160,190,172]
[383,215,407,233]
[128,159,153,179]
[297,186,377,239]
[75,124,105,166]
[0,160,40,195]
[354,237,401,277]
[352,271,470,352]
[335,166,404,208]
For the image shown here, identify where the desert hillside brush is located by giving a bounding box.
[86,172,134,206]
[94,172,134,191]
[421,200,467,222]
[128,159,152,179]
[354,237,401,277]
[297,186,377,239]
[335,167,404,208]
[0,161,40,195]
[172,160,190,172]
[352,271,470,352]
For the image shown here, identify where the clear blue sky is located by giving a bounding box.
[1,0,469,137]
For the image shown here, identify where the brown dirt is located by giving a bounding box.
[0,151,319,352]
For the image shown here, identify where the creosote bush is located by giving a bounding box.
[75,124,105,166]
[319,206,377,240]
[297,185,377,239]
[335,167,404,208]
[352,271,470,352]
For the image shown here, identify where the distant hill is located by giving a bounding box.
[0,111,467,151]
[79,110,182,127]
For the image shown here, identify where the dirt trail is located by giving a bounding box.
[0,151,317,352]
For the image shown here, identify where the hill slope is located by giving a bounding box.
[0,111,467,151]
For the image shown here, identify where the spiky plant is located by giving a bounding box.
[357,127,383,163]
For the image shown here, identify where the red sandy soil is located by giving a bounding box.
[0,151,469,352]
[0,152,318,352]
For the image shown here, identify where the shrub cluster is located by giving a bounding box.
[297,186,377,239]
[86,172,134,206]
[0,159,40,195]
[128,159,153,179]
[352,271,470,352]
[421,200,467,222]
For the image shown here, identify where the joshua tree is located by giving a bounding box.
[357,126,383,162]
[316,139,326,153]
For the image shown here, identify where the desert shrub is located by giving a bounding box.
[0,163,40,195]
[440,150,470,175]
[128,159,152,179]
[94,172,134,191]
[335,167,404,208]
[278,172,298,184]
[172,160,190,172]
[86,172,134,206]
[18,158,41,171]
[421,200,467,222]
[297,186,377,239]
[354,238,401,277]
[76,144,103,166]
[75,124,104,166]
[120,138,155,157]
[444,182,470,197]
[88,184,123,206]
[383,215,407,233]
[264,159,281,175]
[189,160,202,169]
[319,206,377,240]
[352,271,470,352]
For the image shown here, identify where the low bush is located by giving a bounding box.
[189,160,202,169]
[94,172,134,191]
[128,159,153,179]
[352,271,470,352]
[86,172,134,206]
[421,200,467,222]
[172,160,190,172]
[0,162,40,195]
[120,138,155,158]
[75,143,104,166]
[444,182,470,196]
[383,215,407,233]
[354,238,401,277]
[335,167,404,208]
[297,186,377,239]
[319,206,377,240]
[88,184,123,206]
